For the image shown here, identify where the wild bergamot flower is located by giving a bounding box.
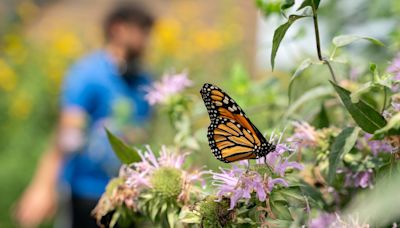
[92,145,205,226]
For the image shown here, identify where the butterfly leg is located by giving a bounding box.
[245,160,251,173]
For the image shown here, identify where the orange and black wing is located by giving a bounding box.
[200,83,275,163]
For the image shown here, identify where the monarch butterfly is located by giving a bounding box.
[200,83,276,163]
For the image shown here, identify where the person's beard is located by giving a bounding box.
[126,47,143,63]
[121,48,143,85]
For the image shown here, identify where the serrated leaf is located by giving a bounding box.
[333,35,384,47]
[106,128,141,164]
[297,0,321,11]
[288,58,313,102]
[271,15,306,70]
[270,201,293,221]
[328,127,360,184]
[330,81,387,133]
[373,113,400,139]
[286,86,333,118]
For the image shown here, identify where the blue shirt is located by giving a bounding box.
[60,50,152,199]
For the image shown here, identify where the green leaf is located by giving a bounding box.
[105,128,141,164]
[286,86,333,118]
[312,103,330,129]
[330,81,387,133]
[278,187,307,207]
[328,127,360,184]
[271,15,306,70]
[264,218,293,228]
[110,210,120,228]
[350,81,374,103]
[281,0,295,11]
[299,181,328,210]
[270,200,293,220]
[288,58,313,102]
[350,65,393,103]
[373,113,400,139]
[297,0,321,11]
[179,206,201,224]
[167,208,178,228]
[270,190,287,203]
[332,35,384,47]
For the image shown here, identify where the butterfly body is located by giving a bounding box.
[200,83,275,163]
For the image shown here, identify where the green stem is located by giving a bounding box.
[312,13,323,61]
[312,7,338,83]
[381,87,387,114]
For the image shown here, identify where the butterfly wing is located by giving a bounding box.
[200,83,275,163]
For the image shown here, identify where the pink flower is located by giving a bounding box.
[267,177,289,192]
[288,122,321,149]
[211,167,269,210]
[309,212,337,228]
[356,133,394,156]
[387,53,400,81]
[259,143,304,177]
[344,169,374,189]
[210,132,303,210]
[144,71,192,105]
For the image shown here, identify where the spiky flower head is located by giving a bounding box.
[198,196,234,227]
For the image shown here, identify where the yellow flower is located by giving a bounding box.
[9,92,32,119]
[0,59,17,92]
[51,30,83,58]
[152,18,182,55]
[193,29,223,53]
[45,58,67,87]
[3,34,27,64]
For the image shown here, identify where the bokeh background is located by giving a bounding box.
[0,0,399,227]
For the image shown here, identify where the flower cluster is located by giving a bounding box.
[357,133,394,156]
[387,53,400,81]
[287,121,323,150]
[92,146,204,227]
[344,169,374,189]
[210,141,303,210]
[144,71,192,105]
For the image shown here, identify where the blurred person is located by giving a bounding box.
[14,2,154,227]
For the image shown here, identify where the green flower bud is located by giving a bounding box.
[151,167,183,200]
[199,196,234,227]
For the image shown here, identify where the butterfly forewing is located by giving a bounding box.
[200,83,275,163]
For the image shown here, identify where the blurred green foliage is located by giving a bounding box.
[1,0,400,227]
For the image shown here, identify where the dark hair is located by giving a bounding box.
[103,2,154,39]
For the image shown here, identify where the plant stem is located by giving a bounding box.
[312,7,338,83]
[381,87,387,114]
[324,60,337,82]
[312,13,323,61]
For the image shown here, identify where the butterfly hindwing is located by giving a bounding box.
[200,83,275,163]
